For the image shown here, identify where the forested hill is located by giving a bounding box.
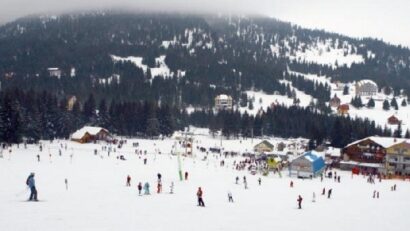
[0,12,408,145]
[0,12,409,105]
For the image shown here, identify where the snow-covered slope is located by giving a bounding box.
[0,136,409,231]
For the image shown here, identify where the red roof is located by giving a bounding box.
[338,104,349,110]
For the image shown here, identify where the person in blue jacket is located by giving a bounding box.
[26,173,38,201]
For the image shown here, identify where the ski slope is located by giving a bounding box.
[1,135,409,231]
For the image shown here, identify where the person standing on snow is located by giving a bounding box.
[170,182,174,194]
[138,182,142,195]
[185,171,189,181]
[228,191,234,203]
[26,173,38,201]
[297,195,303,209]
[144,182,150,195]
[328,188,332,199]
[197,187,205,207]
[258,177,262,186]
[290,181,294,188]
[126,175,131,187]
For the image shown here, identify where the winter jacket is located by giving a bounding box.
[27,176,35,188]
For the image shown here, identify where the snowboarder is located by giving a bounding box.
[258,177,261,186]
[144,182,150,195]
[185,171,189,180]
[290,181,294,188]
[26,173,38,201]
[126,175,131,187]
[170,182,174,194]
[197,187,205,207]
[297,195,303,209]
[228,191,234,202]
[138,182,142,195]
[327,188,332,199]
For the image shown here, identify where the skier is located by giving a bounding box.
[243,176,248,189]
[170,182,174,194]
[137,182,142,195]
[185,171,189,181]
[373,190,376,198]
[337,176,341,183]
[228,191,234,202]
[322,187,326,195]
[144,182,150,195]
[235,176,239,184]
[143,158,147,165]
[65,178,68,190]
[393,184,397,191]
[126,175,131,187]
[258,177,261,186]
[327,188,332,199]
[297,195,303,209]
[290,181,294,188]
[312,192,316,202]
[26,173,38,201]
[197,187,205,207]
[157,173,162,181]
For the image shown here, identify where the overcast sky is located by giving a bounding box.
[1,0,409,47]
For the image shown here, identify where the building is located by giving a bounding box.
[67,96,77,111]
[254,140,274,153]
[47,67,62,78]
[385,141,410,176]
[71,126,110,143]
[355,80,378,96]
[341,136,407,173]
[215,94,233,111]
[337,104,349,115]
[288,151,325,178]
[329,94,341,108]
[387,115,400,125]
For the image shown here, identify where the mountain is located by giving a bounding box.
[0,12,408,145]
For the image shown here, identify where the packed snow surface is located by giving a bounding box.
[1,134,409,231]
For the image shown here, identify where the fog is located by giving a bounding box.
[0,0,409,47]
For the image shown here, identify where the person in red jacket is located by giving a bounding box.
[297,195,303,209]
[197,187,205,207]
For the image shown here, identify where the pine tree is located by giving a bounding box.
[383,100,390,110]
[405,130,410,138]
[391,98,399,110]
[394,122,403,138]
[367,98,375,108]
[343,85,349,95]
[0,94,22,143]
[401,98,407,107]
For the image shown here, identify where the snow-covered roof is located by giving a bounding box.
[345,136,409,148]
[216,94,231,100]
[325,147,341,157]
[356,79,377,87]
[339,160,383,168]
[71,126,108,139]
[47,67,60,71]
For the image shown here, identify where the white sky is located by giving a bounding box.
[0,0,409,47]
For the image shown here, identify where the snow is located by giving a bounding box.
[111,55,174,80]
[271,39,365,68]
[111,55,148,73]
[1,133,409,231]
[150,55,172,78]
